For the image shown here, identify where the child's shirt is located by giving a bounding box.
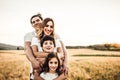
[40,72,58,80]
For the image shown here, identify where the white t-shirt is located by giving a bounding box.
[24,31,37,79]
[40,72,58,80]
[31,36,61,52]
[24,31,36,42]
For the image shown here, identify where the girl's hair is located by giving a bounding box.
[30,13,43,24]
[39,18,55,40]
[40,35,56,47]
[43,52,61,75]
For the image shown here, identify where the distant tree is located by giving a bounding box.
[17,47,19,50]
[104,44,110,50]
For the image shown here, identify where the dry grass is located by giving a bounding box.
[0,49,120,80]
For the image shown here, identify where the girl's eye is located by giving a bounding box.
[54,62,58,64]
[50,62,53,64]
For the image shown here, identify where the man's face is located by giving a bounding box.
[42,40,54,53]
[31,17,42,30]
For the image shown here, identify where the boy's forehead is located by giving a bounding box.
[44,40,53,42]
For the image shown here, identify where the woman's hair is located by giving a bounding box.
[39,18,55,39]
[30,13,43,24]
[42,52,61,75]
[40,35,56,47]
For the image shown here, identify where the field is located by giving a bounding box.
[0,49,120,80]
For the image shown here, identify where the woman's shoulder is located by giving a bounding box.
[54,33,61,39]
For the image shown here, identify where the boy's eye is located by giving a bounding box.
[44,43,47,45]
[50,42,53,45]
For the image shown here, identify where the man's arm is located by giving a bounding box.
[24,42,40,69]
[32,45,49,58]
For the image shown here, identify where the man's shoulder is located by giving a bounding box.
[24,31,35,37]
[25,31,34,35]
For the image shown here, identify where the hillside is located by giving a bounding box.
[0,43,24,50]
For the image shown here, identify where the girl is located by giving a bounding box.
[34,52,61,80]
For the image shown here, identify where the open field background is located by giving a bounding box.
[0,49,120,80]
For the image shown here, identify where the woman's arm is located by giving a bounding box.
[55,33,69,75]
[60,40,69,75]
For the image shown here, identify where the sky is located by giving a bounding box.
[0,0,120,46]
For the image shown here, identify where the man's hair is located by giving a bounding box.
[30,13,43,24]
[40,35,56,47]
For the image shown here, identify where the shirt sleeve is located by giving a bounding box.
[31,37,43,52]
[24,33,32,42]
[40,72,45,79]
[31,37,39,46]
[55,39,61,48]
[55,33,61,40]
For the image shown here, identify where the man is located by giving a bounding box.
[24,13,43,80]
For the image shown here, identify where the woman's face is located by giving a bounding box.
[48,57,58,73]
[44,21,54,36]
[42,40,54,53]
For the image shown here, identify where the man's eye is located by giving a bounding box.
[32,21,35,24]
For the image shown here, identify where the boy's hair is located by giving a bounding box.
[40,35,56,47]
[43,52,61,75]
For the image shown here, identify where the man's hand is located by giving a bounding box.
[34,69,44,80]
[32,59,40,69]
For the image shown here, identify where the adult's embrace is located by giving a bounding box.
[24,13,43,80]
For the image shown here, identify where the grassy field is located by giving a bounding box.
[0,49,120,80]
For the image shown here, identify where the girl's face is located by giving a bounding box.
[49,57,58,73]
[44,21,54,36]
[42,40,54,53]
[31,17,42,31]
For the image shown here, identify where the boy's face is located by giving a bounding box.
[42,40,54,53]
[49,57,58,73]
